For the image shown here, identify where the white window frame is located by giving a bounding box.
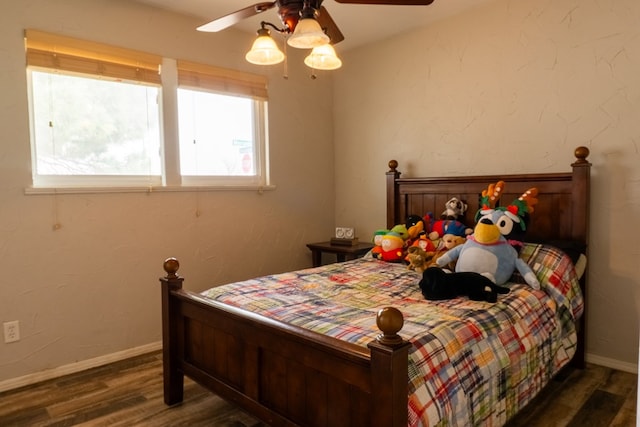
[26,69,164,189]
[24,30,272,194]
[177,100,269,188]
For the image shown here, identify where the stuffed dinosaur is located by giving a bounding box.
[435,183,541,289]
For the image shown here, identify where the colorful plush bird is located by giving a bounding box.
[434,184,540,290]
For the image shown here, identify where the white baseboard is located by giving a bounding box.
[0,341,162,393]
[586,352,639,374]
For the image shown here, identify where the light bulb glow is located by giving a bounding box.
[287,18,330,49]
[304,44,342,70]
[245,33,285,65]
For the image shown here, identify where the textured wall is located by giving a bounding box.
[334,0,640,369]
[0,0,335,383]
[2,0,638,387]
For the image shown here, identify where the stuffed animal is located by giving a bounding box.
[405,246,429,274]
[410,234,436,253]
[389,224,410,241]
[475,180,535,252]
[428,218,472,240]
[405,215,426,241]
[428,233,466,270]
[475,181,538,244]
[436,183,541,289]
[373,231,406,262]
[441,197,468,220]
[370,229,388,259]
[419,267,510,303]
[421,198,473,241]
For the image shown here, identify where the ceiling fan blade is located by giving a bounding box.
[317,6,345,45]
[197,2,276,32]
[334,0,434,4]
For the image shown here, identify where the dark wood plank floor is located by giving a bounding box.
[0,351,636,426]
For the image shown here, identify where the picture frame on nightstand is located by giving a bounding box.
[332,227,358,246]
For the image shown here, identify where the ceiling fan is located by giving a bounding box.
[197,0,435,43]
[197,0,435,71]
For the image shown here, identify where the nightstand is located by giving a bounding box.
[306,241,375,267]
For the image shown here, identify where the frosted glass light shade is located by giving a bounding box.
[287,18,329,49]
[245,30,285,65]
[304,44,342,70]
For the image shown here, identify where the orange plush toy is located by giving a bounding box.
[410,234,436,253]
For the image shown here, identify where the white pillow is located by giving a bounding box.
[574,253,587,280]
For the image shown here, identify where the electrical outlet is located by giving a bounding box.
[3,321,20,343]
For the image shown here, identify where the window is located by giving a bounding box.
[175,60,269,187]
[29,70,161,186]
[25,30,270,191]
[178,89,255,176]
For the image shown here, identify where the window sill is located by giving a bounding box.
[24,184,277,195]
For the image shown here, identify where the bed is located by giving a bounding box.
[160,146,591,426]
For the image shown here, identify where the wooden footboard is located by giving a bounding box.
[160,258,411,427]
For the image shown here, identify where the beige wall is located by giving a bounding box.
[1,0,638,387]
[334,0,640,369]
[0,0,335,383]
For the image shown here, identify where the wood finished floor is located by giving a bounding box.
[0,351,636,427]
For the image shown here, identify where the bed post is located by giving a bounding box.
[160,257,185,405]
[386,160,401,229]
[570,146,591,369]
[570,146,591,247]
[368,307,411,427]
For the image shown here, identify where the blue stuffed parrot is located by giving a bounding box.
[435,184,540,290]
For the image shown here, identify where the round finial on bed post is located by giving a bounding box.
[163,257,180,279]
[388,160,398,173]
[574,146,590,164]
[376,307,404,346]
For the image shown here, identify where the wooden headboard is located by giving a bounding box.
[386,146,591,246]
[385,146,591,367]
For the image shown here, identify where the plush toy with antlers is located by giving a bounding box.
[430,182,541,290]
[476,181,538,244]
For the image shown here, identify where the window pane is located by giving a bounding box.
[177,89,256,176]
[30,70,161,176]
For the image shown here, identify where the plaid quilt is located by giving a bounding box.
[201,243,583,426]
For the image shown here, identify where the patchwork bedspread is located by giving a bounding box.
[201,243,583,426]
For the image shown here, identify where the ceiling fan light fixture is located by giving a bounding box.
[245,28,285,65]
[287,17,330,49]
[304,44,342,70]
